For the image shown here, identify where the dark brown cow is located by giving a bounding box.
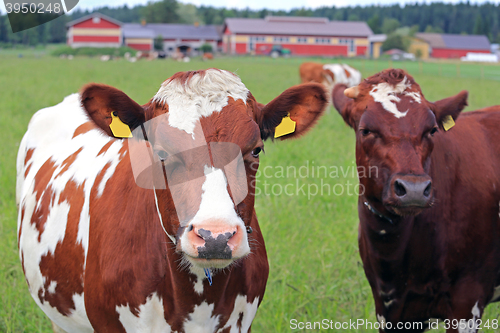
[16,68,327,332]
[332,69,500,332]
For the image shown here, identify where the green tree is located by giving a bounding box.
[177,3,203,24]
[367,14,381,34]
[382,18,400,34]
[382,33,410,51]
[142,0,179,23]
[154,34,164,51]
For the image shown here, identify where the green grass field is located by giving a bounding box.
[1,54,500,332]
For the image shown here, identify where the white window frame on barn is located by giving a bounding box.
[248,36,266,51]
[297,37,308,43]
[339,39,355,53]
[273,36,289,43]
[315,38,331,44]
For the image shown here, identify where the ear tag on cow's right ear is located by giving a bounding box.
[274,115,296,138]
[442,115,455,131]
[110,112,133,138]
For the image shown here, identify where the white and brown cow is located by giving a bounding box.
[299,62,362,96]
[16,69,327,332]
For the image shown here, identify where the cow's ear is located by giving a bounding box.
[81,84,146,138]
[256,83,327,141]
[332,83,356,128]
[430,90,468,130]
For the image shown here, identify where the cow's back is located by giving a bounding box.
[16,94,125,332]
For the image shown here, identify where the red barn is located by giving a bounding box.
[67,13,122,48]
[223,16,372,57]
[66,13,221,55]
[416,33,491,59]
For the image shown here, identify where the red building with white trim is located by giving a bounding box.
[66,13,220,55]
[67,13,123,48]
[223,16,373,57]
[415,33,491,59]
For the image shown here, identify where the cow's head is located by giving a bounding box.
[81,69,327,270]
[332,69,467,217]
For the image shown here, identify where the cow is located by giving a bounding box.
[299,62,362,95]
[202,53,214,61]
[16,68,327,332]
[332,68,500,332]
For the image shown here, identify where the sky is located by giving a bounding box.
[0,0,499,15]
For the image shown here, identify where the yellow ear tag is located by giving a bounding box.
[274,115,296,138]
[442,115,455,132]
[110,112,133,138]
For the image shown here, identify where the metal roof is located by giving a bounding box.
[416,33,490,50]
[225,16,373,37]
[369,34,387,43]
[122,24,156,39]
[122,23,221,40]
[66,13,123,28]
[441,34,490,50]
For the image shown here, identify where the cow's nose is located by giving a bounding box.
[392,176,432,207]
[187,224,242,260]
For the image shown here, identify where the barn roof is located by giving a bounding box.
[122,24,156,39]
[122,23,220,40]
[415,33,490,50]
[224,16,373,37]
[66,13,123,27]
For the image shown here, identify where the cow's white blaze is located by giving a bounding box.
[369,76,422,118]
[183,301,220,333]
[116,293,172,333]
[17,94,125,332]
[153,69,249,138]
[222,295,260,333]
[180,166,250,267]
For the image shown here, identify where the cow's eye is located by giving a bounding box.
[430,127,438,136]
[251,147,263,158]
[361,128,371,136]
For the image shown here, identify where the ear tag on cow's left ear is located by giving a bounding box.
[442,115,455,131]
[274,114,296,138]
[110,112,133,138]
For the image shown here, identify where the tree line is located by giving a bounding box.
[1,0,500,47]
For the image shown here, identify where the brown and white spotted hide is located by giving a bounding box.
[16,69,327,332]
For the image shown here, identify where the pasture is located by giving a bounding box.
[1,54,499,332]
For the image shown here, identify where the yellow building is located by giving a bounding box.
[369,34,386,58]
[408,37,430,59]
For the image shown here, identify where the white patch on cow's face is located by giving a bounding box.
[116,293,171,333]
[183,301,220,333]
[180,166,250,269]
[221,295,259,333]
[17,93,125,332]
[152,69,249,138]
[369,76,422,118]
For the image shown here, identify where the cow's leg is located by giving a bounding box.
[447,284,485,333]
[51,321,68,333]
